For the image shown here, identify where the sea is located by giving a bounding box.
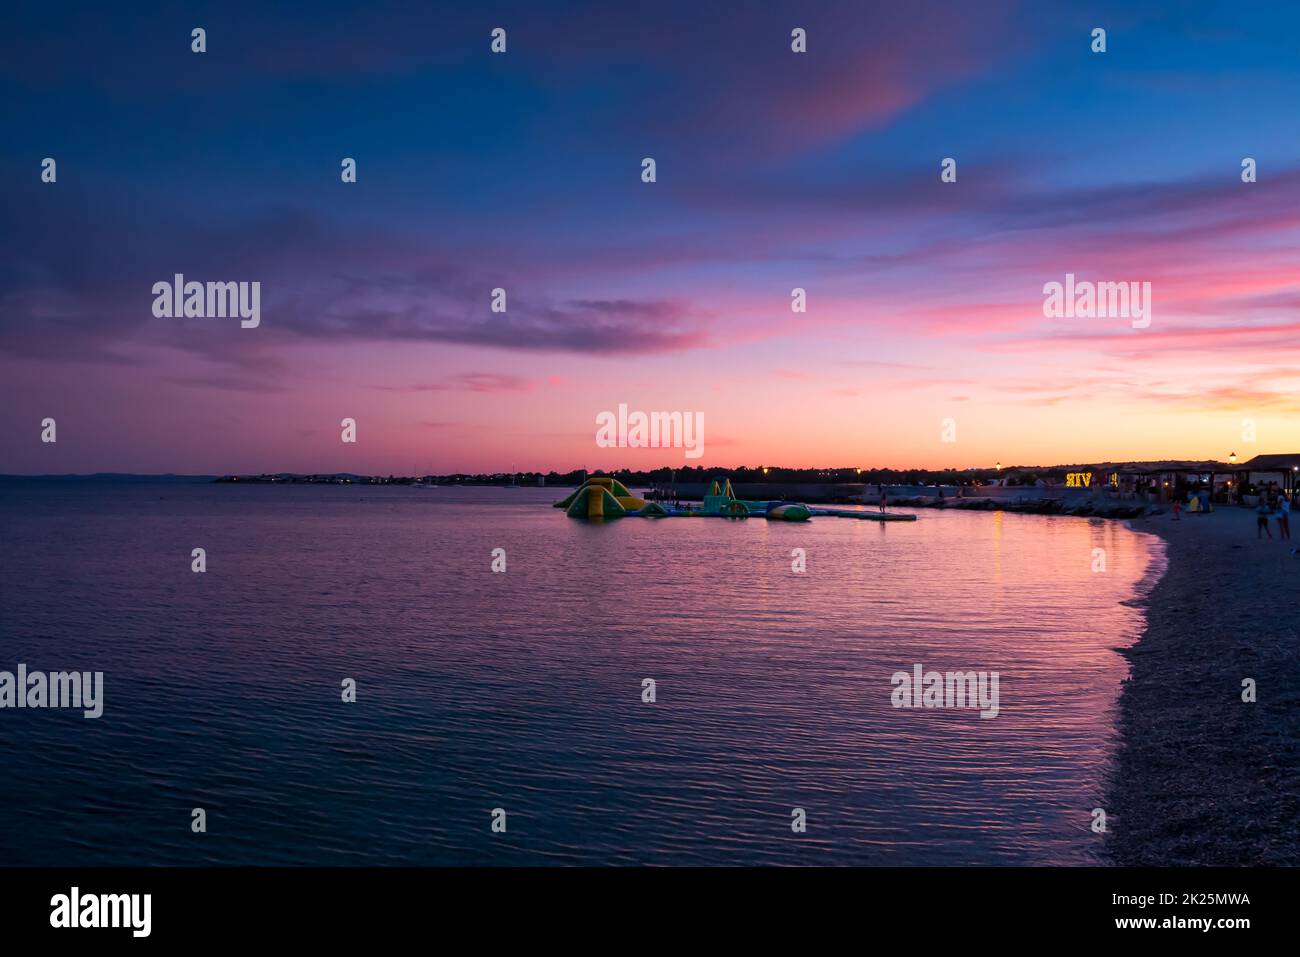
[0,480,1164,865]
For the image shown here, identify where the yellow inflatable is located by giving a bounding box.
[556,478,646,517]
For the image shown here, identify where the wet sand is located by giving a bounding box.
[1107,508,1300,865]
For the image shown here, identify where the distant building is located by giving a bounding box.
[1238,453,1300,497]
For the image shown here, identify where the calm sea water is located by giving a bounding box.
[0,481,1162,865]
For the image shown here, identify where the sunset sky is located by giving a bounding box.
[3,1,1299,474]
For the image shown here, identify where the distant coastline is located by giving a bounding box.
[0,473,1161,517]
[0,472,1207,520]
[0,473,216,483]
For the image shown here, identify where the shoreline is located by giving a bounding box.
[1106,509,1300,865]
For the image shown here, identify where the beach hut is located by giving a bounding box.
[1237,453,1300,500]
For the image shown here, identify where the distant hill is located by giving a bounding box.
[0,474,217,482]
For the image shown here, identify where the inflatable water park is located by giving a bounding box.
[554,477,917,522]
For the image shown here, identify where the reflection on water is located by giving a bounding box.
[0,482,1162,865]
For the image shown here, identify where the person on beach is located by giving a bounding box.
[1277,495,1291,540]
[1172,498,1181,521]
[1257,501,1273,539]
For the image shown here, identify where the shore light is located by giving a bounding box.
[1229,451,1238,464]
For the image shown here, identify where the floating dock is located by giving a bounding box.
[556,477,916,523]
[808,507,917,522]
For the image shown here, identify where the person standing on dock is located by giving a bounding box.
[880,488,888,514]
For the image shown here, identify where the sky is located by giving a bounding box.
[3,0,1300,474]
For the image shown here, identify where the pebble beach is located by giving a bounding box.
[1107,508,1300,865]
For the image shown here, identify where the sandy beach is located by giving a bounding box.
[1108,508,1300,865]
